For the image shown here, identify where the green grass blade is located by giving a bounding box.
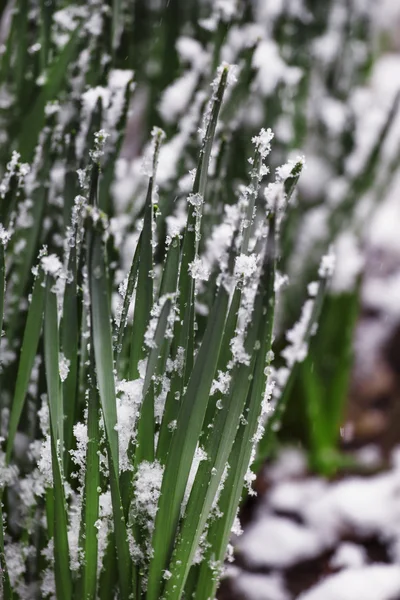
[128,129,164,380]
[39,0,53,70]
[44,272,72,599]
[135,298,172,464]
[50,434,72,600]
[44,275,64,449]
[6,268,46,463]
[0,501,13,600]
[128,183,154,380]
[0,244,5,346]
[173,66,229,385]
[115,233,141,369]
[163,214,277,599]
[87,214,132,600]
[80,350,100,600]
[19,28,80,161]
[254,275,328,472]
[146,284,229,600]
[61,241,80,474]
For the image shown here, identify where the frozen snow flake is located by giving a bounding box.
[188,256,210,281]
[40,254,63,276]
[69,422,88,473]
[211,61,238,93]
[297,565,400,600]
[5,543,35,588]
[307,281,319,297]
[163,570,172,580]
[282,299,313,368]
[116,379,143,472]
[38,436,53,487]
[0,224,11,246]
[252,127,274,159]
[234,253,258,278]
[58,353,70,382]
[210,371,232,396]
[0,150,30,199]
[45,101,60,117]
[187,192,204,207]
[89,129,110,162]
[132,460,164,531]
[318,249,336,278]
[276,155,305,182]
[0,450,18,488]
[274,272,289,292]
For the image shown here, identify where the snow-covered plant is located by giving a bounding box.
[0,1,399,599]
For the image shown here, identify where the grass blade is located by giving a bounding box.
[146,283,229,600]
[87,213,132,600]
[164,213,277,599]
[6,268,46,463]
[80,349,100,600]
[44,272,72,599]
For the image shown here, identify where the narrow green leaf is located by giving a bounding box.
[164,214,276,599]
[129,129,164,380]
[6,269,46,463]
[44,275,63,449]
[44,273,72,600]
[172,66,229,389]
[50,434,72,600]
[80,350,100,600]
[147,284,229,600]
[115,232,141,370]
[61,240,80,473]
[135,298,172,464]
[0,245,5,345]
[19,28,80,161]
[128,183,154,380]
[254,275,328,472]
[0,499,13,600]
[87,214,132,600]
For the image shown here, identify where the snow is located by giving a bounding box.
[330,542,367,569]
[331,231,364,293]
[188,256,210,281]
[234,254,258,279]
[232,570,290,600]
[159,71,198,123]
[237,515,325,569]
[298,565,400,600]
[41,254,63,276]
[253,40,302,96]
[318,250,336,278]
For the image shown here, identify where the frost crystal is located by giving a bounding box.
[132,460,164,537]
[210,371,232,396]
[0,224,11,246]
[59,353,70,382]
[188,256,210,281]
[318,250,336,278]
[234,253,258,278]
[252,128,274,158]
[41,254,63,276]
[282,299,313,368]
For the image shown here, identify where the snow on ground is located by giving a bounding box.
[226,446,400,600]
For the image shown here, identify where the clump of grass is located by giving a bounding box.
[0,1,399,598]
